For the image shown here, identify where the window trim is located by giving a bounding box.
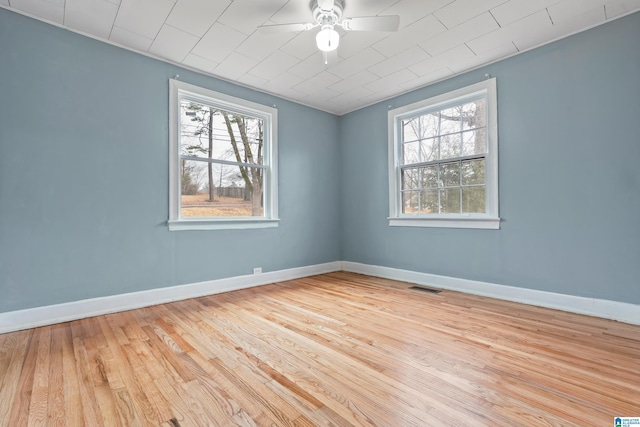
[168,80,279,231]
[387,78,499,229]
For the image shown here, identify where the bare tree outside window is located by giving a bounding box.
[179,100,265,218]
[168,80,278,231]
[388,78,498,229]
[400,98,487,215]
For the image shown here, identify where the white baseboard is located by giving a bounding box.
[2,260,638,334]
[342,261,640,326]
[0,262,341,334]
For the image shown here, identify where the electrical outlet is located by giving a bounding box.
[253,267,262,274]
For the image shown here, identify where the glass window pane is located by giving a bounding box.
[462,98,486,131]
[181,161,264,218]
[440,106,462,135]
[402,191,419,214]
[420,137,438,162]
[461,159,485,185]
[180,159,207,198]
[402,168,418,190]
[462,186,486,213]
[439,133,462,160]
[402,118,419,142]
[440,188,461,214]
[180,100,264,165]
[403,141,419,165]
[439,161,460,187]
[420,189,438,214]
[462,130,486,156]
[421,113,440,138]
[420,166,438,188]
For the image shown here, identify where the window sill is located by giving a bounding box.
[168,218,280,231]
[388,216,500,229]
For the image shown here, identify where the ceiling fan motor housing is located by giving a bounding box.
[312,0,344,26]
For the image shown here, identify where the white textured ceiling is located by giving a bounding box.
[2,0,639,115]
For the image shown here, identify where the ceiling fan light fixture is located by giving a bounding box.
[316,25,339,52]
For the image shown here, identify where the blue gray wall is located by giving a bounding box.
[1,8,639,313]
[0,8,341,312]
[340,12,640,304]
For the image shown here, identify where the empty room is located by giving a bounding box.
[1,0,639,425]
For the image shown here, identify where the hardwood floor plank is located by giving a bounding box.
[27,326,52,427]
[71,335,105,426]
[119,341,173,425]
[7,329,37,426]
[46,325,67,426]
[60,323,85,426]
[112,388,143,427]
[153,375,218,426]
[0,330,31,427]
[0,272,638,426]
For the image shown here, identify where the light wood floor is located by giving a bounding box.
[1,272,638,426]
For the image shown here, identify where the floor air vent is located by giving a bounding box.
[409,285,442,294]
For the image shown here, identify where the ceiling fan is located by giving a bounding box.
[258,0,400,62]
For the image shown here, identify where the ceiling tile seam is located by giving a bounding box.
[370,45,432,79]
[107,0,122,40]
[265,0,290,26]
[268,44,328,81]
[432,11,449,31]
[367,37,417,62]
[179,0,234,40]
[464,41,477,57]
[512,41,519,53]
[221,51,264,84]
[154,1,179,49]
[546,7,555,26]
[379,0,401,15]
[487,9,501,29]
[190,20,248,71]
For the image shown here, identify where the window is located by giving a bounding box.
[388,78,499,229]
[168,80,278,230]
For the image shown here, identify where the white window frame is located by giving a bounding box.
[388,78,499,229]
[168,80,279,231]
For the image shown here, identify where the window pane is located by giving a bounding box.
[461,159,485,185]
[180,99,264,165]
[420,166,438,188]
[462,186,486,213]
[440,188,461,214]
[389,79,496,222]
[403,141,419,165]
[420,137,438,162]
[439,133,462,160]
[402,168,418,190]
[462,130,486,156]
[440,106,462,135]
[402,118,419,142]
[461,99,486,131]
[420,189,438,214]
[439,162,460,187]
[421,113,440,138]
[402,191,419,214]
[181,160,264,218]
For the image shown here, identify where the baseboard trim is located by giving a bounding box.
[342,261,640,326]
[2,260,638,333]
[0,262,342,334]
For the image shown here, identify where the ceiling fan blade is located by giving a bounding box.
[317,0,335,12]
[257,22,313,34]
[341,15,400,32]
